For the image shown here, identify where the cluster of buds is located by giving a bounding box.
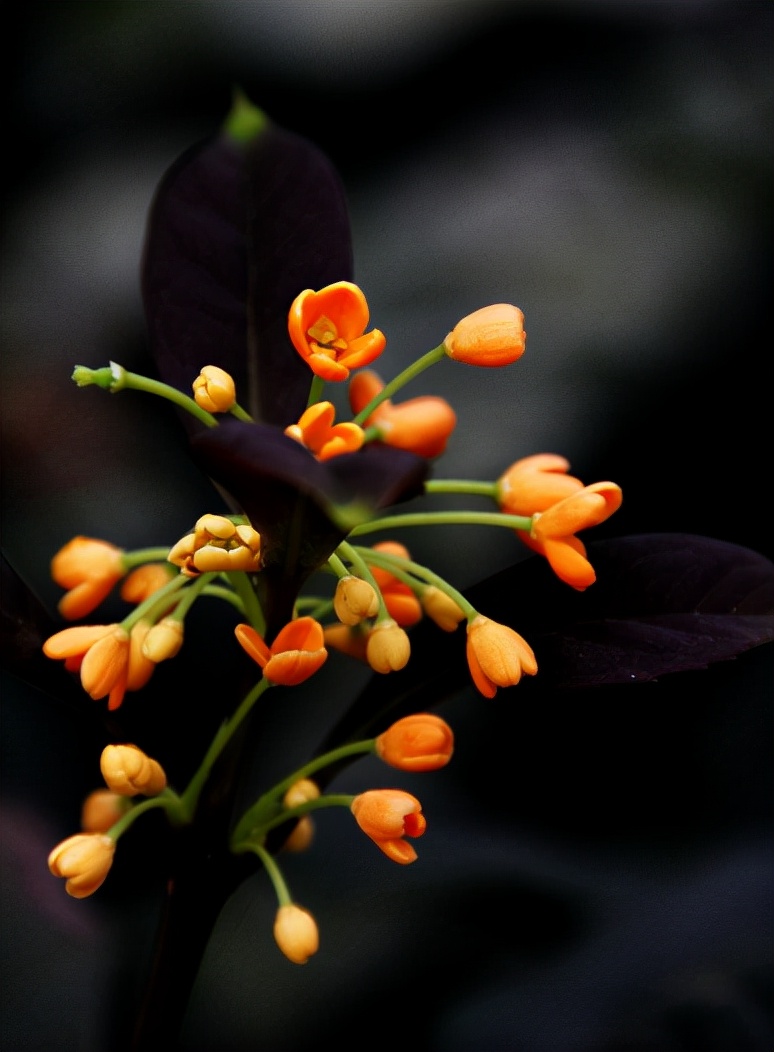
[44,280,622,965]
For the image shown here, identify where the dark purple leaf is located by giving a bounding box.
[141,102,353,430]
[191,418,429,633]
[313,534,774,760]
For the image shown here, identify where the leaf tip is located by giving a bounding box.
[223,87,269,145]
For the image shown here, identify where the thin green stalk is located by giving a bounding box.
[351,345,446,425]
[349,509,533,536]
[425,479,498,498]
[72,363,219,428]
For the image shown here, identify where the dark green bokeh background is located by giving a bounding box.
[2,3,772,1050]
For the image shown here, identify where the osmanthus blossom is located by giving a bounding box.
[2,92,773,1052]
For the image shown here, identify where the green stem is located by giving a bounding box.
[306,374,326,408]
[200,584,245,613]
[336,540,389,620]
[122,547,175,569]
[356,546,477,620]
[179,677,271,819]
[234,794,356,848]
[120,573,189,632]
[226,571,265,635]
[425,479,498,498]
[239,841,293,906]
[351,345,446,425]
[231,740,375,846]
[349,509,534,536]
[229,402,254,423]
[72,363,219,428]
[108,789,187,839]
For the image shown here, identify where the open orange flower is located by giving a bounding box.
[497,453,585,517]
[521,480,623,590]
[350,788,426,864]
[348,370,457,458]
[375,713,454,772]
[235,617,327,685]
[285,401,365,461]
[444,304,526,367]
[51,536,126,620]
[466,615,538,698]
[288,281,386,382]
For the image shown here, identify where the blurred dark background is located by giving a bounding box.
[2,2,772,1050]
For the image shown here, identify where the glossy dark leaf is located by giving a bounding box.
[314,534,774,758]
[141,106,353,430]
[191,418,429,633]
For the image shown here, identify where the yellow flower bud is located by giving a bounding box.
[80,789,128,833]
[366,619,411,674]
[273,904,319,964]
[100,743,167,797]
[333,575,379,625]
[192,365,236,413]
[283,778,321,808]
[281,816,316,853]
[421,586,465,632]
[142,618,184,663]
[48,833,115,898]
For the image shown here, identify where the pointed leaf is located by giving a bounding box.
[313,534,774,761]
[141,100,353,429]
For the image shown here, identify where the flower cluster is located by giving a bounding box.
[41,96,624,970]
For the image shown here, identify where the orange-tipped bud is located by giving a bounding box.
[80,789,128,833]
[497,453,585,516]
[273,904,320,964]
[366,619,411,674]
[285,401,365,461]
[348,370,457,458]
[465,615,538,698]
[375,713,454,772]
[120,563,175,604]
[142,618,184,663]
[48,833,115,898]
[444,304,526,367]
[100,743,167,797]
[351,789,426,864]
[421,586,465,632]
[333,576,379,625]
[288,281,386,382]
[192,365,236,413]
[235,618,327,685]
[51,536,126,620]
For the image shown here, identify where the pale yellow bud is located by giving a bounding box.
[283,778,321,808]
[80,789,127,832]
[48,833,115,898]
[366,618,411,673]
[142,618,184,663]
[273,904,319,964]
[421,586,466,632]
[192,366,237,413]
[100,744,167,797]
[282,816,316,853]
[333,576,379,625]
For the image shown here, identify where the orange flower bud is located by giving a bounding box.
[366,542,423,627]
[421,586,465,632]
[288,281,386,382]
[444,304,526,367]
[192,365,236,413]
[497,453,585,516]
[100,744,167,797]
[348,370,457,458]
[142,617,184,663]
[285,401,365,461]
[48,833,115,898]
[375,713,454,772]
[465,615,537,698]
[366,619,411,674]
[322,622,369,662]
[333,576,379,625]
[273,903,320,964]
[51,536,126,620]
[126,621,157,691]
[120,563,175,604]
[80,789,128,833]
[351,789,426,864]
[281,816,316,853]
[235,618,327,685]
[44,623,131,710]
